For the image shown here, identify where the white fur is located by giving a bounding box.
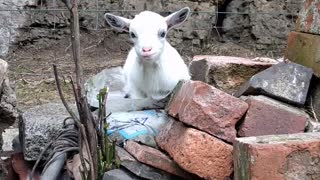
[105,8,191,99]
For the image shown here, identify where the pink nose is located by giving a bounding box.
[142,47,152,52]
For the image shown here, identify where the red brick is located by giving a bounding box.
[166,80,248,143]
[11,153,41,180]
[238,95,308,137]
[234,133,320,180]
[189,55,277,94]
[296,0,320,34]
[156,119,233,179]
[115,146,179,180]
[285,31,320,77]
[124,140,190,178]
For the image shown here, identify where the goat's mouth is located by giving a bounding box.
[141,52,156,58]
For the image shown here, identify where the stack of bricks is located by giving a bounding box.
[285,0,320,77]
[232,1,320,179]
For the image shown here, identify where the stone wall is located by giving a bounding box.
[222,0,304,51]
[82,0,222,47]
[0,0,37,56]
[0,0,305,57]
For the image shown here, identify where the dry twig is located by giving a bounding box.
[53,65,91,177]
[61,0,98,178]
[310,97,319,122]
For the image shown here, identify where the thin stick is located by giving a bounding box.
[311,97,319,122]
[63,0,98,178]
[99,90,108,155]
[69,76,80,116]
[53,64,79,122]
[53,64,92,178]
[68,76,89,176]
[29,142,53,180]
[79,124,95,177]
[71,2,98,178]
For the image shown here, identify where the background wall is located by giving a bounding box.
[0,0,304,109]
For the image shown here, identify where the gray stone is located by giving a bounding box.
[189,55,278,94]
[0,68,19,151]
[103,169,140,180]
[20,103,77,161]
[0,59,18,127]
[116,146,181,180]
[1,128,18,153]
[0,77,19,125]
[0,59,18,126]
[235,62,313,106]
[0,59,7,86]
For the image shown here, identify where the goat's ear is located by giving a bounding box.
[165,7,190,30]
[104,13,131,32]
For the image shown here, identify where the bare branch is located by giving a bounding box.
[53,64,79,122]
[61,0,98,178]
[53,65,91,177]
[311,97,319,122]
[99,90,109,155]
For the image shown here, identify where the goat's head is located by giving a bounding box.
[104,7,190,62]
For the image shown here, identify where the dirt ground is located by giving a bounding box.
[5,30,273,112]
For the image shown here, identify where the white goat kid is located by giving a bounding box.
[104,7,191,100]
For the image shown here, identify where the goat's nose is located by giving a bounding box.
[142,47,152,52]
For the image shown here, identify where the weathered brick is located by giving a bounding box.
[296,0,320,34]
[156,119,233,179]
[124,140,191,179]
[166,80,248,143]
[235,61,313,106]
[285,31,320,77]
[238,95,309,137]
[189,55,277,94]
[234,133,320,180]
[115,146,179,180]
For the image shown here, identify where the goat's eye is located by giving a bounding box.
[159,31,166,38]
[130,32,137,39]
